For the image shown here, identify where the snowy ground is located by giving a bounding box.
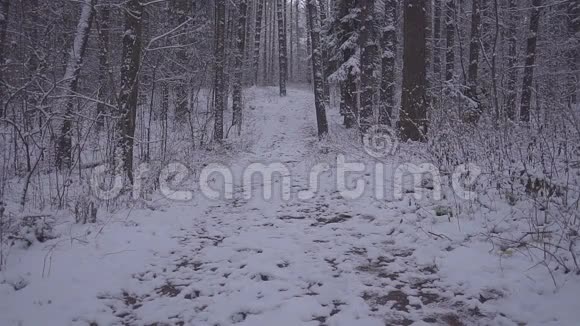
[1,87,579,326]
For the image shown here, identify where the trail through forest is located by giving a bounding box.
[3,87,579,326]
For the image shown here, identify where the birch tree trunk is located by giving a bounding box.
[520,0,542,122]
[116,0,142,183]
[55,0,96,169]
[380,0,396,126]
[213,0,226,141]
[306,0,328,137]
[232,0,247,134]
[400,0,428,141]
[277,0,288,96]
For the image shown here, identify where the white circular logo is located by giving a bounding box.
[362,125,399,158]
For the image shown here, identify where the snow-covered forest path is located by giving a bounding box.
[2,87,578,326]
[88,87,490,326]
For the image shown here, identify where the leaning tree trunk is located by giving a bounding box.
[444,0,455,82]
[379,0,397,126]
[306,0,329,137]
[277,0,288,96]
[253,0,264,85]
[55,0,96,170]
[232,0,247,134]
[400,0,428,142]
[520,0,542,122]
[214,0,226,142]
[359,0,378,133]
[505,0,518,121]
[116,0,143,183]
[465,0,481,121]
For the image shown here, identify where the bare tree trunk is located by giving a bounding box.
[566,0,580,105]
[306,0,328,137]
[232,0,247,134]
[318,0,330,104]
[262,0,269,84]
[444,0,456,82]
[339,0,357,128]
[504,0,518,121]
[465,0,482,121]
[400,0,428,141]
[0,0,8,66]
[96,3,110,129]
[0,0,9,118]
[172,0,191,121]
[432,0,442,83]
[380,0,396,126]
[289,0,293,82]
[56,0,96,170]
[359,0,378,133]
[295,0,300,82]
[306,6,312,85]
[277,0,288,96]
[520,0,542,122]
[116,0,142,183]
[214,0,226,142]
